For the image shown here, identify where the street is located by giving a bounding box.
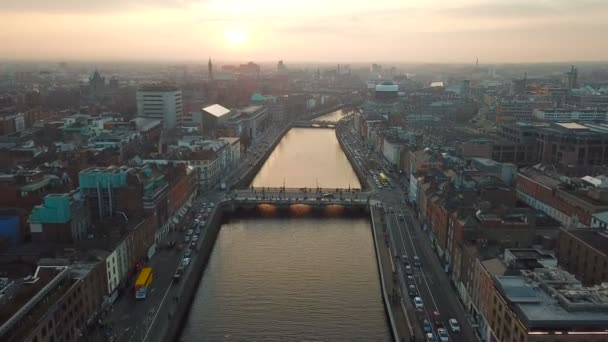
[337,118,478,342]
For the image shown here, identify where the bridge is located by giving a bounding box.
[223,188,378,213]
[293,121,336,128]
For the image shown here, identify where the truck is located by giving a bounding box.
[134,267,153,300]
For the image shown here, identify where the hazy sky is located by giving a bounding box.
[2,0,608,63]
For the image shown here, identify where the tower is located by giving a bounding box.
[208,57,214,81]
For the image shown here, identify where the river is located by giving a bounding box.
[312,109,348,122]
[180,127,390,342]
[251,127,361,189]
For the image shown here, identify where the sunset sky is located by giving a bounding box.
[2,0,608,63]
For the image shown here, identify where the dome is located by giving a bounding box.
[251,93,265,102]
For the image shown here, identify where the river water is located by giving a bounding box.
[251,127,361,189]
[313,109,348,122]
[180,127,390,342]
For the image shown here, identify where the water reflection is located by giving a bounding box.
[251,127,361,189]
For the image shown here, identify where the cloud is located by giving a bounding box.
[439,0,608,18]
[0,0,205,13]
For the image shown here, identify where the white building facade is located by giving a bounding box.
[136,86,183,129]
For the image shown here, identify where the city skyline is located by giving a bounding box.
[2,0,608,63]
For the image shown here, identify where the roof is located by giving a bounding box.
[555,122,588,130]
[495,270,608,329]
[202,104,231,118]
[251,93,265,102]
[375,83,399,92]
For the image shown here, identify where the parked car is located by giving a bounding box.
[437,328,450,342]
[187,229,194,236]
[448,318,460,332]
[414,296,424,309]
[209,202,215,208]
[185,249,192,257]
[184,236,190,242]
[192,236,199,242]
[425,333,437,342]
[408,285,417,297]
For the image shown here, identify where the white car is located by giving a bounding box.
[437,328,449,342]
[181,257,191,267]
[448,318,460,332]
[209,202,215,208]
[425,333,436,342]
[414,296,424,309]
[192,236,198,242]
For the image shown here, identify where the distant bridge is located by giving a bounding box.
[293,121,336,128]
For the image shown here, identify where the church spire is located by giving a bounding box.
[208,57,214,81]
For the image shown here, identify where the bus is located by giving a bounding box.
[135,267,153,300]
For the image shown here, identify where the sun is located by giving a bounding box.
[224,28,247,46]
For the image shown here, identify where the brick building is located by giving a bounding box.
[556,228,608,286]
[0,261,106,342]
[517,168,608,227]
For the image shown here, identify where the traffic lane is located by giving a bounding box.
[387,213,437,339]
[401,210,476,342]
[390,212,442,336]
[116,249,182,342]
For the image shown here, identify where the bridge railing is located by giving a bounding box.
[241,187,363,193]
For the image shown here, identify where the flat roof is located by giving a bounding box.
[495,274,608,328]
[202,104,231,118]
[555,122,588,130]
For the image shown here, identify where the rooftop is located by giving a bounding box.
[495,268,608,329]
[0,266,74,341]
[138,84,179,92]
[202,104,231,118]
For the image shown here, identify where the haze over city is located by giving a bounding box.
[2,0,608,63]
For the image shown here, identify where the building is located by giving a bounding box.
[374,82,399,102]
[28,191,88,244]
[564,65,578,90]
[0,261,106,342]
[556,228,608,286]
[136,85,183,129]
[226,105,269,142]
[533,108,608,122]
[493,268,608,341]
[200,103,231,134]
[516,167,608,227]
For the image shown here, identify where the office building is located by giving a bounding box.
[136,85,183,129]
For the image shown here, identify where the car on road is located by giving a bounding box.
[414,256,421,267]
[402,254,408,263]
[181,257,191,267]
[195,228,201,235]
[425,333,437,342]
[448,319,460,332]
[433,310,443,327]
[408,285,417,297]
[398,214,405,221]
[423,319,432,333]
[196,214,202,219]
[414,296,424,309]
[209,202,215,208]
[437,328,450,342]
[405,265,413,275]
[406,275,415,285]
